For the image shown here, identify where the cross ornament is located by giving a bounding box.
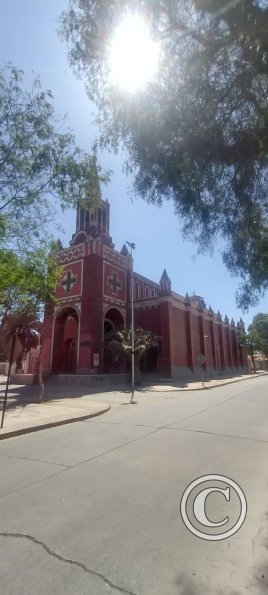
[61,270,77,293]
[108,272,122,295]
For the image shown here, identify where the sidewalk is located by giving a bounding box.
[142,370,268,392]
[0,395,110,440]
[0,371,266,440]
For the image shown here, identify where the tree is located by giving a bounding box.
[0,249,61,400]
[0,244,62,377]
[1,310,44,403]
[248,312,268,355]
[239,331,258,372]
[0,64,109,359]
[0,64,109,252]
[60,0,268,308]
[240,311,268,372]
[105,327,160,384]
[0,246,61,324]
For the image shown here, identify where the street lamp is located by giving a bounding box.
[126,241,135,403]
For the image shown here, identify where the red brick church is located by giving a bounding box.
[42,182,247,379]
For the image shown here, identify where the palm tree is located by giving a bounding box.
[1,310,44,401]
[105,327,160,385]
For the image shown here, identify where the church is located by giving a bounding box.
[42,181,248,379]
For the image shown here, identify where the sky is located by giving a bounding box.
[1,0,267,329]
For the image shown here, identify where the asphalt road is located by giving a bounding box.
[0,375,268,595]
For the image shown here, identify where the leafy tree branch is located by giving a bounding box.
[60,0,268,308]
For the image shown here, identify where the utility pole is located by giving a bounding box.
[126,241,135,403]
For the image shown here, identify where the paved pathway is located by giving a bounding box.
[0,375,268,595]
[0,371,266,440]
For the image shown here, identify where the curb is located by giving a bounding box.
[142,371,268,392]
[199,373,267,391]
[0,404,111,441]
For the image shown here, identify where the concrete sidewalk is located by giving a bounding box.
[0,371,266,440]
[142,370,268,392]
[0,396,110,440]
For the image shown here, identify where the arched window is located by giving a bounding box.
[145,286,149,299]
[140,284,144,299]
[150,289,155,298]
[135,282,139,300]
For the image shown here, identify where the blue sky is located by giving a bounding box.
[1,0,267,328]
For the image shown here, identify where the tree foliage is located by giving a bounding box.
[0,64,110,332]
[60,0,268,308]
[0,64,109,251]
[248,312,268,355]
[239,311,268,374]
[239,331,257,371]
[0,311,44,401]
[0,246,62,323]
[105,327,160,383]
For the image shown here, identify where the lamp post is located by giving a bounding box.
[126,241,135,403]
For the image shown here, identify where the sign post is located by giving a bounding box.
[197,353,206,387]
[126,241,135,403]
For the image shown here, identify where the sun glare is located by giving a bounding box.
[108,14,159,92]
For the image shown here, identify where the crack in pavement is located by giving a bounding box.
[0,428,162,500]
[84,384,261,434]
[0,468,67,500]
[162,387,259,428]
[0,533,138,595]
[69,427,162,469]
[1,392,261,483]
[0,453,67,468]
[166,426,268,445]
[1,385,265,500]
[83,419,157,428]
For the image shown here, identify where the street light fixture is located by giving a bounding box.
[126,241,135,403]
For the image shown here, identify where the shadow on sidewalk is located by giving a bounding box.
[0,378,117,413]
[1,370,265,413]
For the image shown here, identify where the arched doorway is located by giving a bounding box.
[51,307,79,374]
[103,308,125,373]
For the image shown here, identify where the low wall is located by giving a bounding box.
[10,374,35,385]
[39,373,131,388]
[9,372,131,387]
[171,365,249,380]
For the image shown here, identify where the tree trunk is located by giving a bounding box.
[251,353,256,373]
[36,343,45,401]
[134,362,142,386]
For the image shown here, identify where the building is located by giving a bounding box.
[42,185,248,379]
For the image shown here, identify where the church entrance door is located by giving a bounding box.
[103,308,124,373]
[52,308,79,374]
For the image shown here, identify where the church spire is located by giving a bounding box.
[70,158,112,246]
[159,269,171,294]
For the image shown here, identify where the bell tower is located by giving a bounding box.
[70,160,113,247]
[71,197,111,244]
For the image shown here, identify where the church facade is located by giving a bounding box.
[42,193,248,379]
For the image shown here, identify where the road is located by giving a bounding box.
[0,375,267,595]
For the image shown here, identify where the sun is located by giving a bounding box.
[108,14,159,92]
